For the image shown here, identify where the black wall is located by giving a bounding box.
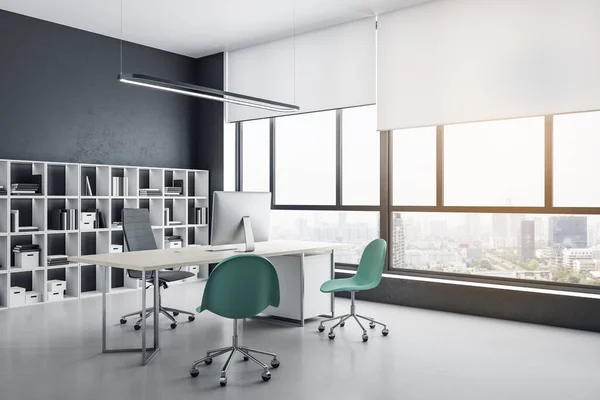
[193,53,225,196]
[336,272,600,333]
[0,10,197,168]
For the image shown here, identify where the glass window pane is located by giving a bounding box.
[392,212,599,286]
[242,119,270,192]
[554,111,600,206]
[393,127,436,206]
[271,210,380,264]
[223,123,236,191]
[444,117,544,206]
[275,111,336,205]
[342,106,379,205]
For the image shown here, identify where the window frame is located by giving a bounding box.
[232,110,600,294]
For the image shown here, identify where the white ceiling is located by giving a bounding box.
[0,0,433,58]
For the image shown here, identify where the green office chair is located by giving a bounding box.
[318,238,388,342]
[189,254,281,387]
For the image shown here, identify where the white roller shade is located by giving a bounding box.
[227,18,376,122]
[377,0,600,131]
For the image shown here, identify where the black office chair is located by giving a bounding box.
[118,208,196,330]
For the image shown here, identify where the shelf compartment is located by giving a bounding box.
[47,198,78,231]
[164,169,187,197]
[10,233,45,270]
[188,170,209,197]
[10,197,46,232]
[81,165,110,197]
[188,226,209,246]
[0,197,7,233]
[47,231,79,263]
[187,198,209,225]
[47,266,79,299]
[10,269,44,305]
[139,197,164,227]
[138,168,164,196]
[110,166,138,197]
[80,264,103,295]
[47,163,79,196]
[10,161,45,196]
[164,197,186,227]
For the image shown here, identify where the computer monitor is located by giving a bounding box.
[210,191,271,252]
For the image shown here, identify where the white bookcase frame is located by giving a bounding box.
[0,159,210,310]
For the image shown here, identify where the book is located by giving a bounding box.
[85,176,93,196]
[10,210,19,232]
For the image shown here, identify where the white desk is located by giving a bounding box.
[69,240,348,366]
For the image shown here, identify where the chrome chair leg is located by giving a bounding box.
[163,306,195,317]
[160,310,177,324]
[190,319,279,385]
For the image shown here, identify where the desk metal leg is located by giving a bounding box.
[101,266,160,366]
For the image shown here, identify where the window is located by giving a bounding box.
[444,117,544,206]
[271,210,380,264]
[223,123,236,191]
[242,119,270,192]
[554,111,600,207]
[275,111,336,205]
[393,127,436,206]
[392,212,600,286]
[342,106,379,205]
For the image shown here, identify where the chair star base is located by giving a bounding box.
[189,319,280,387]
[318,291,389,342]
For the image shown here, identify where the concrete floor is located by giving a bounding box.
[1,281,599,400]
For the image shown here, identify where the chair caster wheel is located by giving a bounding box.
[134,324,141,331]
[328,331,335,340]
[220,374,227,387]
[188,315,195,322]
[205,358,213,365]
[369,322,376,329]
[243,356,249,361]
[262,370,271,382]
[190,368,199,378]
[173,312,179,316]
[318,325,325,332]
[382,328,389,336]
[170,323,177,329]
[271,358,280,368]
[362,333,369,342]
[120,318,127,324]
[340,321,345,327]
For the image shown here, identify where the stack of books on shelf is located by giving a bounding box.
[165,235,183,243]
[50,209,77,230]
[139,188,161,196]
[111,221,123,229]
[47,255,69,267]
[164,208,182,225]
[112,177,129,196]
[11,182,41,195]
[13,244,40,253]
[195,207,208,225]
[164,186,183,196]
[0,185,7,195]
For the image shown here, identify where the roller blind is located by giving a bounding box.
[227,18,376,122]
[377,0,600,131]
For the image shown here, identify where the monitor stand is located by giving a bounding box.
[235,216,255,253]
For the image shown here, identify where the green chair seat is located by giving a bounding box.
[320,277,374,293]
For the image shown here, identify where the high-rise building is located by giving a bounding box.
[492,214,508,248]
[392,213,406,269]
[548,216,587,248]
[520,220,535,261]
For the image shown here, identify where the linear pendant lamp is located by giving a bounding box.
[118,73,299,112]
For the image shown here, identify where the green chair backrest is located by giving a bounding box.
[353,239,387,290]
[197,254,280,319]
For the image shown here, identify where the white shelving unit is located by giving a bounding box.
[0,159,209,309]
